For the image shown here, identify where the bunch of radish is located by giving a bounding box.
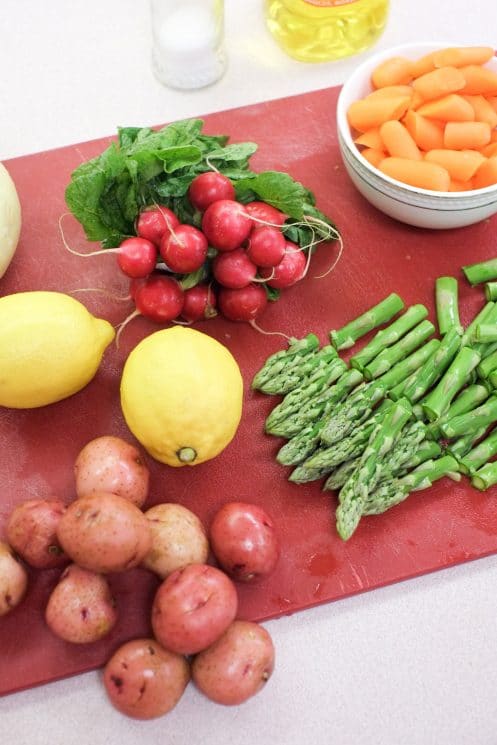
[106,172,311,328]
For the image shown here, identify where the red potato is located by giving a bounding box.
[192,620,275,705]
[56,492,152,574]
[6,497,67,569]
[209,502,279,582]
[103,638,190,719]
[151,564,238,655]
[45,564,117,644]
[74,435,150,508]
[142,503,209,579]
[0,541,28,616]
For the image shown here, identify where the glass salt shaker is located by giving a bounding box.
[150,0,226,90]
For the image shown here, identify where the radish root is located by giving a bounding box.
[249,320,292,340]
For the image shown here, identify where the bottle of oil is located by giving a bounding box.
[265,0,390,63]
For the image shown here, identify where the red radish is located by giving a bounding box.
[182,284,217,322]
[245,201,287,226]
[134,274,184,323]
[136,206,179,245]
[129,277,146,300]
[201,200,252,252]
[218,284,268,322]
[160,224,208,273]
[259,243,307,288]
[188,172,235,212]
[213,248,257,289]
[246,226,286,268]
[117,237,158,278]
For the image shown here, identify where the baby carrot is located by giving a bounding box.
[424,149,485,181]
[464,94,497,128]
[417,94,475,122]
[354,128,384,149]
[489,96,497,114]
[444,121,491,149]
[449,178,475,192]
[347,96,411,132]
[473,156,497,189]
[379,120,422,160]
[371,56,415,88]
[366,85,414,100]
[379,157,451,191]
[412,66,466,102]
[460,65,497,96]
[403,110,445,151]
[433,46,495,69]
[410,51,438,79]
[361,148,386,168]
[480,142,497,158]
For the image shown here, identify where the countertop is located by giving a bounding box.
[1,2,497,744]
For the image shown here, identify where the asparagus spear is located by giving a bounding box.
[363,455,459,516]
[463,257,497,286]
[435,276,463,335]
[329,293,404,351]
[439,394,497,439]
[426,383,490,439]
[470,303,497,357]
[267,366,359,439]
[375,420,427,481]
[421,346,481,422]
[319,381,387,446]
[473,323,497,344]
[485,282,497,301]
[325,435,438,493]
[402,328,461,404]
[349,304,428,372]
[336,399,412,540]
[445,427,486,460]
[388,370,420,402]
[458,426,497,475]
[324,458,361,491]
[288,463,333,484]
[471,461,497,490]
[265,355,345,431]
[460,301,494,348]
[372,338,441,391]
[276,420,325,466]
[476,348,497,379]
[252,333,320,391]
[489,370,497,390]
[362,320,436,380]
[259,344,338,396]
[306,402,394,471]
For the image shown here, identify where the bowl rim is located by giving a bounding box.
[336,41,497,200]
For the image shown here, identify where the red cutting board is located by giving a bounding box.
[1,85,497,697]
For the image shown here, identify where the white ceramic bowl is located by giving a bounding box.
[336,42,497,229]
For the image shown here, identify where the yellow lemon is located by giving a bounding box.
[0,291,115,409]
[120,326,243,467]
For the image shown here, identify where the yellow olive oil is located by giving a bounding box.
[265,0,390,63]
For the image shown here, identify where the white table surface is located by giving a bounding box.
[1,2,497,744]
